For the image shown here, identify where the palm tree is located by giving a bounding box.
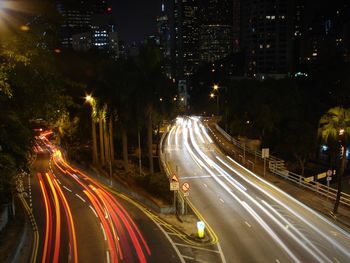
[134,44,163,175]
[85,95,99,165]
[318,106,350,214]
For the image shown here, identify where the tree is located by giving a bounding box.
[318,107,350,214]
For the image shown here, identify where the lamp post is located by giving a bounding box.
[85,94,98,165]
[211,84,220,115]
[333,128,346,214]
[210,93,219,115]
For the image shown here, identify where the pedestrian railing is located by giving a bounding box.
[213,124,350,207]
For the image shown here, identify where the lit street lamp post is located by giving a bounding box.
[85,95,98,165]
[210,93,219,115]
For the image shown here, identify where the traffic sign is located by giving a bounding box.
[170,174,179,191]
[182,182,190,192]
[327,170,333,177]
[183,192,189,197]
[327,176,332,181]
[171,174,178,182]
[262,148,269,158]
[170,182,179,191]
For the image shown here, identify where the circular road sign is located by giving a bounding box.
[327,170,333,177]
[182,182,190,192]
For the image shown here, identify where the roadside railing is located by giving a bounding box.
[213,124,350,207]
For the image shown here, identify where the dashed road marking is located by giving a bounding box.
[100,223,107,241]
[203,183,208,188]
[106,251,110,263]
[89,205,98,218]
[245,221,251,228]
[219,198,225,203]
[63,186,72,192]
[75,194,86,203]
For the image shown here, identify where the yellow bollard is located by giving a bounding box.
[197,221,205,239]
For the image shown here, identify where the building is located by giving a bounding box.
[240,0,294,78]
[57,3,92,48]
[172,0,200,79]
[199,0,233,63]
[298,0,350,68]
[56,0,118,58]
[232,0,241,53]
[157,2,172,77]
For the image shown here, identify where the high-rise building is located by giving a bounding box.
[232,0,241,53]
[298,0,350,67]
[240,0,294,78]
[199,0,233,63]
[56,0,118,57]
[172,0,200,79]
[157,2,172,77]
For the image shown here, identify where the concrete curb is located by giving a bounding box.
[6,198,31,263]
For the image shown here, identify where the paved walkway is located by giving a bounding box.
[207,123,350,232]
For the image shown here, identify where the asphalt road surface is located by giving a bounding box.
[164,116,350,263]
[29,135,181,263]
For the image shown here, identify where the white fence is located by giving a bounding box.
[214,124,350,207]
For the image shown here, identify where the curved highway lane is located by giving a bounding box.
[163,117,350,263]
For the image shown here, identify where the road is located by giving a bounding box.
[164,116,350,263]
[29,133,181,263]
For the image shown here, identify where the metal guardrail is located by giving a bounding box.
[213,124,350,207]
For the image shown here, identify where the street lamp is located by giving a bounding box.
[210,93,219,115]
[213,84,219,91]
[85,94,98,165]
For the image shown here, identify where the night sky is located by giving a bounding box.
[112,0,163,44]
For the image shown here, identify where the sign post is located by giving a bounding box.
[170,174,179,213]
[262,148,269,177]
[326,169,333,199]
[182,182,190,215]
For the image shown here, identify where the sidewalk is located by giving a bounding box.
[0,197,33,263]
[207,123,350,232]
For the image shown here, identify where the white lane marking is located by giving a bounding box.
[144,214,186,263]
[106,251,110,263]
[100,223,107,241]
[75,194,86,203]
[203,183,208,188]
[57,179,62,185]
[181,175,210,180]
[219,198,225,203]
[245,221,251,228]
[218,156,347,260]
[276,260,281,263]
[63,186,72,192]
[173,243,220,253]
[182,255,211,263]
[333,257,340,263]
[217,242,227,263]
[89,205,98,218]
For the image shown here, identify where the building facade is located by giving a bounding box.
[172,0,200,79]
[56,0,118,58]
[199,0,233,63]
[240,0,294,78]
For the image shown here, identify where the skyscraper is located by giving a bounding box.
[172,0,200,79]
[56,0,118,57]
[199,0,233,63]
[240,0,294,78]
[157,2,172,77]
